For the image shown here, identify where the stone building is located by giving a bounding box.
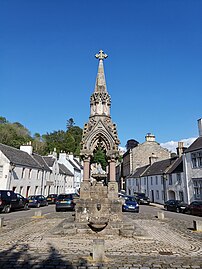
[123,133,170,189]
[183,118,202,203]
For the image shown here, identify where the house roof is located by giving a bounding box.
[58,163,74,176]
[184,137,202,153]
[0,143,41,169]
[73,158,83,169]
[32,154,51,172]
[166,156,183,174]
[130,165,150,178]
[142,157,178,176]
[69,159,80,172]
[43,156,56,167]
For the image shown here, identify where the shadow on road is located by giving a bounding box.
[0,243,88,269]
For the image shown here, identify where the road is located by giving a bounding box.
[1,203,201,226]
[0,203,201,269]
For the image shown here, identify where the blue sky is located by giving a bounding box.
[0,0,202,150]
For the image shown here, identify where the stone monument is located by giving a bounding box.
[75,50,123,233]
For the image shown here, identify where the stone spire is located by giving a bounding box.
[90,50,111,117]
[94,50,108,92]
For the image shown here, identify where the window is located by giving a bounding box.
[193,179,202,200]
[144,177,146,185]
[28,169,32,178]
[156,176,158,185]
[151,177,153,185]
[0,165,3,178]
[191,151,202,168]
[156,190,159,200]
[22,168,26,179]
[177,173,181,184]
[161,176,164,184]
[198,151,202,167]
[169,174,172,185]
[136,179,138,186]
[20,186,23,195]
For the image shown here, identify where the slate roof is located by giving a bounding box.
[184,137,202,153]
[69,159,80,172]
[166,156,183,174]
[142,157,178,176]
[130,165,150,178]
[58,163,74,176]
[32,154,51,172]
[43,156,56,167]
[0,143,41,169]
[73,158,83,169]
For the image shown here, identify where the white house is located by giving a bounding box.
[183,119,202,203]
[0,143,51,197]
[58,152,83,193]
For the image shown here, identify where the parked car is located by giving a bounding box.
[134,192,150,205]
[185,200,202,216]
[55,193,76,212]
[46,194,58,204]
[164,199,187,213]
[0,190,29,213]
[122,195,139,213]
[28,195,48,208]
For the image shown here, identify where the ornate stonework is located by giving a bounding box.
[76,51,123,233]
[80,50,120,162]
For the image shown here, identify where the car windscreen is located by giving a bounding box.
[28,196,37,199]
[125,196,136,202]
[57,194,72,200]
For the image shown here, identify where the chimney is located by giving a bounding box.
[145,133,155,142]
[20,142,33,155]
[198,118,202,137]
[176,142,187,157]
[149,153,158,165]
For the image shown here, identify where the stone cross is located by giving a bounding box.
[95,50,108,60]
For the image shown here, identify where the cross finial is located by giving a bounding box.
[95,50,108,60]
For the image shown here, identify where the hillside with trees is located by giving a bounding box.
[0,116,83,156]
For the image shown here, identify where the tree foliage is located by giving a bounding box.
[91,147,108,171]
[0,117,32,148]
[0,115,83,156]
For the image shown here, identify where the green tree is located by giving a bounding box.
[91,147,108,171]
[0,116,8,124]
[66,118,75,130]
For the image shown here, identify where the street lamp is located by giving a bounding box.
[8,163,15,190]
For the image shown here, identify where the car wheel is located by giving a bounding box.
[176,208,180,213]
[3,205,11,213]
[24,203,29,210]
[56,208,60,212]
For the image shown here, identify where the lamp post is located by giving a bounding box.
[8,163,15,190]
[162,173,167,203]
[41,165,45,195]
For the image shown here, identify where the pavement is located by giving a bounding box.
[0,208,201,269]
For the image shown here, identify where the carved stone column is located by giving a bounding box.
[109,158,116,182]
[83,156,91,181]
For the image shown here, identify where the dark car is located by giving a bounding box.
[0,190,29,213]
[185,200,202,216]
[46,194,58,204]
[55,193,76,212]
[122,195,139,213]
[28,195,48,208]
[164,199,187,213]
[134,192,150,205]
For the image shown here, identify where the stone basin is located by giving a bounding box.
[88,217,109,232]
